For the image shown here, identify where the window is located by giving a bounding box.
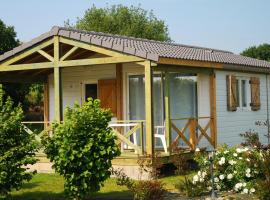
[227,75,260,112]
[85,84,97,101]
[236,78,250,110]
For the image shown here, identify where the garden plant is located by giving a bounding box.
[43,98,120,200]
[0,87,38,198]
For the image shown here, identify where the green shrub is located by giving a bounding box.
[175,176,206,197]
[112,168,166,200]
[0,88,38,198]
[43,99,120,199]
[133,180,165,200]
[193,145,257,194]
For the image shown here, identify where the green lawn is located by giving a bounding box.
[11,173,186,200]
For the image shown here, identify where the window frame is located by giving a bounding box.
[236,76,251,111]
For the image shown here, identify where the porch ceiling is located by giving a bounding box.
[0,69,52,83]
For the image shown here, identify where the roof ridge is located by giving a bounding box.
[55,26,233,54]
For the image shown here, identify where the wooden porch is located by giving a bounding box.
[0,33,217,163]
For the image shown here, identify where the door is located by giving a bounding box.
[98,79,117,116]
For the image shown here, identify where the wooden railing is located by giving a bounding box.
[170,116,215,150]
[109,120,145,155]
[21,120,145,155]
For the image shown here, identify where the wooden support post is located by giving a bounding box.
[43,79,49,128]
[116,63,123,120]
[144,60,154,155]
[209,71,217,148]
[164,72,171,154]
[53,36,62,122]
[189,118,197,150]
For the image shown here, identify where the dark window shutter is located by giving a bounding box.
[227,75,237,111]
[250,77,260,111]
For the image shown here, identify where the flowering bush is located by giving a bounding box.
[193,145,257,195]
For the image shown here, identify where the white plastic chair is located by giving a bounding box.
[154,124,167,153]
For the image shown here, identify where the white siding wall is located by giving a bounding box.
[48,64,116,121]
[215,70,268,146]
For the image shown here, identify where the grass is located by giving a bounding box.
[11,173,187,200]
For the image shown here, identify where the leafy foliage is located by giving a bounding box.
[0,19,19,55]
[43,99,120,199]
[112,168,166,200]
[175,176,206,197]
[193,145,257,194]
[0,87,38,198]
[241,43,270,61]
[66,4,171,42]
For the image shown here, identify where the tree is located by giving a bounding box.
[43,99,120,199]
[241,43,270,61]
[66,4,171,42]
[0,19,20,55]
[0,87,38,198]
[0,19,43,114]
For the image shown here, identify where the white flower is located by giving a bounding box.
[214,177,219,183]
[207,186,212,191]
[195,148,200,152]
[243,182,247,187]
[244,147,249,151]
[246,168,251,173]
[224,150,229,154]
[216,184,221,190]
[233,171,237,174]
[246,173,251,178]
[229,160,236,165]
[236,148,242,153]
[202,171,207,178]
[198,171,202,176]
[218,157,226,165]
[199,178,204,182]
[239,157,243,160]
[250,188,256,193]
[219,174,225,180]
[233,153,238,157]
[227,174,233,180]
[193,175,199,184]
[243,188,249,194]
[246,158,250,162]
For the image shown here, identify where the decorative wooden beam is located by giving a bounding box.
[164,72,171,154]
[144,60,154,155]
[53,36,62,122]
[0,62,53,71]
[0,39,54,66]
[59,56,144,67]
[158,57,223,69]
[37,50,54,62]
[60,46,78,61]
[59,37,131,58]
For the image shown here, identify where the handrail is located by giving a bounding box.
[21,121,52,124]
[171,116,211,121]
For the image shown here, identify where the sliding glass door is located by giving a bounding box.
[169,73,198,147]
[127,72,198,148]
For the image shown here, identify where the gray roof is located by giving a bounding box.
[1,26,270,69]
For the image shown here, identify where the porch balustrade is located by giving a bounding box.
[21,117,215,156]
[170,116,215,151]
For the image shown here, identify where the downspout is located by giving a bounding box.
[266,74,270,145]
